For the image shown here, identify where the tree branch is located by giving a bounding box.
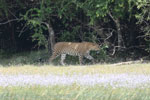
[74,18,116,40]
[18,24,29,37]
[108,11,117,23]
[104,30,114,42]
[0,18,20,25]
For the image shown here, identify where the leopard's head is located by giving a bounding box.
[91,43,100,51]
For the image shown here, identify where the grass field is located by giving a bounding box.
[1,63,150,75]
[0,63,150,100]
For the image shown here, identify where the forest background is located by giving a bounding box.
[0,0,150,65]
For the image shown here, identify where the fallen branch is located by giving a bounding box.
[113,59,143,66]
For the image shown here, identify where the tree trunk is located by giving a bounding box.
[41,22,55,56]
[115,19,123,49]
[108,12,124,50]
[47,23,55,56]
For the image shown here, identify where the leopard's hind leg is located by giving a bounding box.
[49,52,59,64]
[79,55,83,65]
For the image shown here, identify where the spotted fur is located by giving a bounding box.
[49,42,99,65]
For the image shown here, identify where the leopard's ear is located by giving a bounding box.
[93,41,99,45]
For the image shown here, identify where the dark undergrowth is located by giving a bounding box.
[0,49,149,66]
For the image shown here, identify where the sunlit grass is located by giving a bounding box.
[0,85,150,100]
[0,63,150,100]
[0,63,150,75]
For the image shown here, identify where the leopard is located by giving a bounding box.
[49,42,100,65]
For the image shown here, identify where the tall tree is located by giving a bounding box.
[74,0,135,51]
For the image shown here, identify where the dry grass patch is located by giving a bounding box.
[0,63,150,75]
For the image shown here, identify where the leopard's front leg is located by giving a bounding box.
[60,54,66,65]
[85,53,95,64]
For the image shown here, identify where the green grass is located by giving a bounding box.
[0,85,150,100]
[0,50,48,65]
[1,64,150,100]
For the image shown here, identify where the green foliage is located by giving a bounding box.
[59,25,81,42]
[135,0,150,52]
[21,0,80,47]
[1,0,150,60]
[75,0,132,25]
[13,0,136,49]
[22,7,49,48]
[59,31,77,42]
